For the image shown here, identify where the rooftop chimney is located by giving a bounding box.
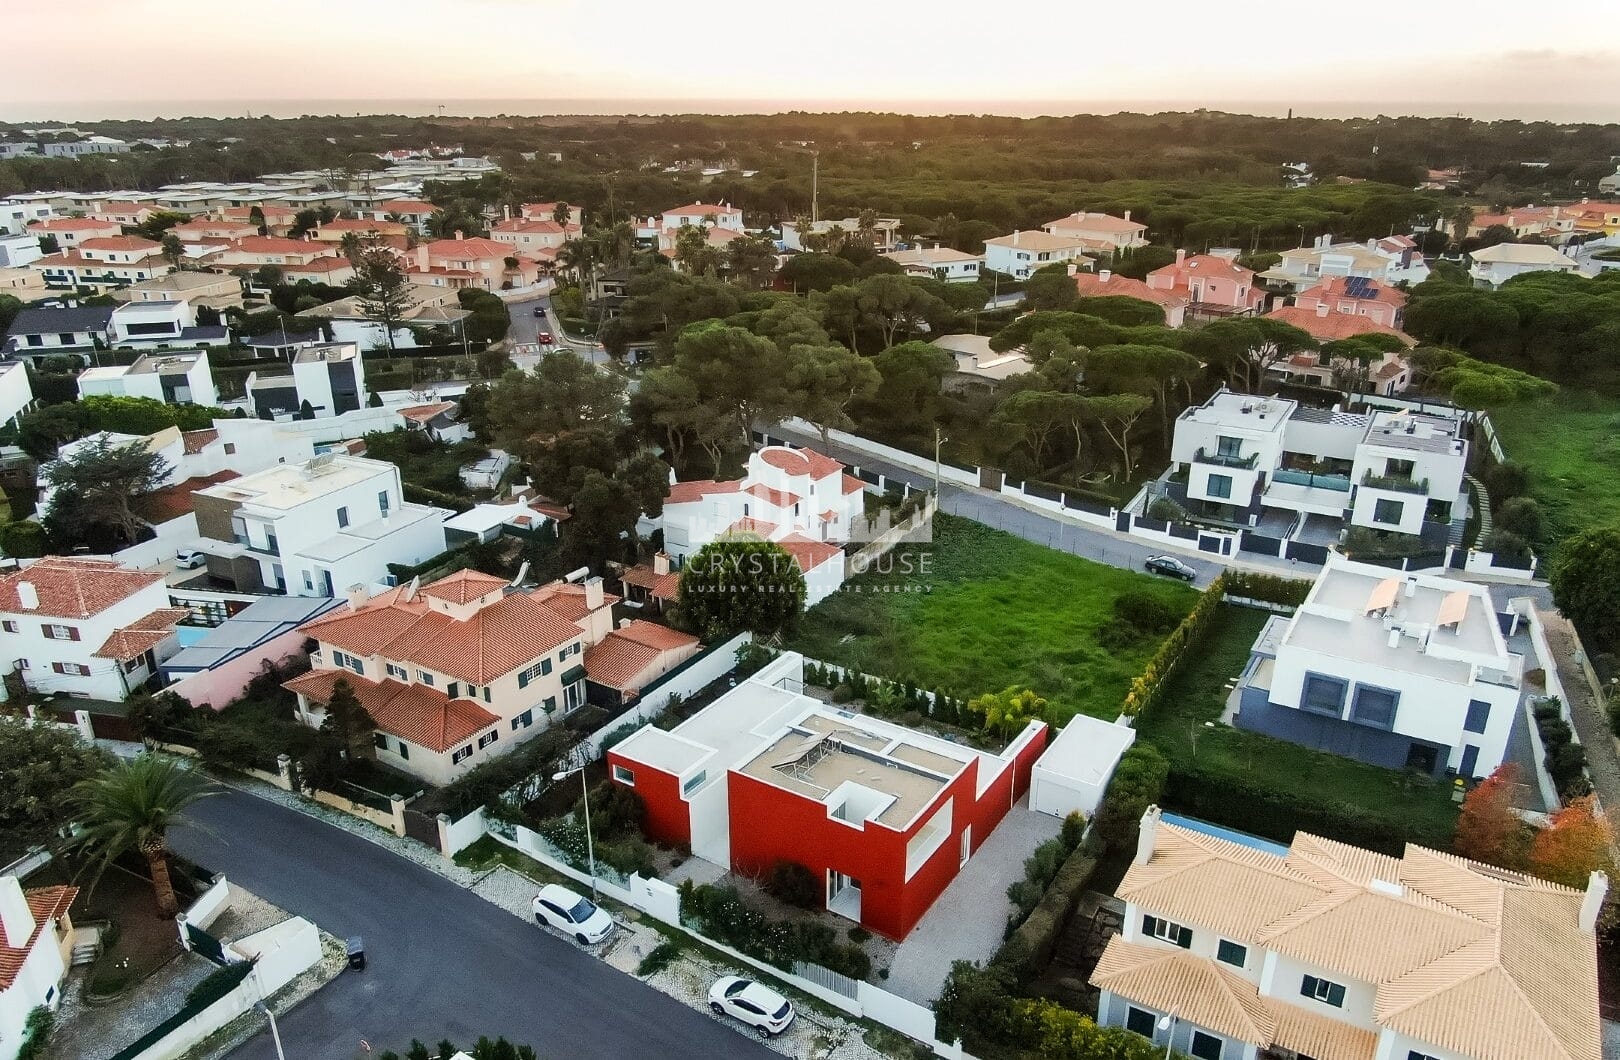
[1012,231,1020,246]
[1135,805,1162,865]
[503,204,511,221]
[1316,302,1331,318]
[1124,210,1132,222]
[454,229,464,240]
[1065,262,1077,277]
[653,552,671,577]
[16,582,38,611]
[1175,248,1186,265]
[1099,269,1112,284]
[511,560,530,587]
[584,576,604,611]
[1581,871,1609,933]
[415,245,429,271]
[346,584,370,612]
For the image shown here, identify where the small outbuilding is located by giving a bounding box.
[1028,714,1137,819]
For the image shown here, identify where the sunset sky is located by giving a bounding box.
[9,0,1620,121]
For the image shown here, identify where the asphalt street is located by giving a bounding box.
[505,293,612,366]
[171,790,775,1060]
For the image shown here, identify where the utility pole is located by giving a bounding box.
[811,151,819,224]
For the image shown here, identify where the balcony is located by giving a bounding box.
[1272,468,1351,492]
[1194,447,1259,470]
[1361,471,1430,495]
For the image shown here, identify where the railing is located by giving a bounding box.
[1360,471,1430,494]
[1193,447,1259,470]
[1271,468,1352,492]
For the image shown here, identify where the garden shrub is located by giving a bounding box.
[998,846,1097,983]
[1222,570,1313,608]
[764,859,821,909]
[16,1007,52,1060]
[678,881,871,980]
[1121,574,1227,719]
[1093,744,1169,851]
[637,940,682,977]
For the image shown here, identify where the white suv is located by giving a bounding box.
[708,976,796,1038]
[531,884,614,945]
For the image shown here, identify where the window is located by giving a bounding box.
[477,730,498,749]
[1386,457,1416,478]
[1205,473,1233,500]
[1301,974,1346,1008]
[559,644,580,661]
[386,663,407,680]
[303,571,314,591]
[451,745,472,764]
[51,662,91,676]
[1216,939,1247,968]
[482,686,492,702]
[1464,699,1491,734]
[1125,1007,1157,1038]
[223,442,237,455]
[612,764,635,786]
[378,490,390,515]
[682,770,707,794]
[516,658,551,688]
[1350,685,1399,729]
[1189,1031,1223,1060]
[373,732,388,749]
[417,670,434,685]
[1373,497,1404,525]
[1301,673,1347,716]
[1406,1052,1442,1060]
[336,506,350,529]
[511,710,533,731]
[543,695,558,713]
[397,741,409,760]
[43,624,79,641]
[0,620,14,633]
[1142,915,1192,948]
[446,682,460,700]
[1216,435,1243,458]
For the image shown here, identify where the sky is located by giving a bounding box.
[8,0,1620,122]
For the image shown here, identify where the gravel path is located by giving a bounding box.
[1542,613,1620,812]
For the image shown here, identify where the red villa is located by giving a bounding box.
[607,652,1047,939]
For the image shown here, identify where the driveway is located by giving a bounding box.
[170,790,774,1060]
[884,799,1061,1004]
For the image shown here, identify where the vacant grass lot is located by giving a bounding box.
[1489,392,1620,546]
[1135,604,1459,849]
[788,514,1197,723]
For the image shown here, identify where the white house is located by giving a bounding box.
[243,343,368,418]
[1170,390,1467,537]
[1039,211,1149,254]
[0,558,191,701]
[3,305,114,360]
[0,877,78,1059]
[107,300,228,350]
[0,234,41,269]
[0,199,53,236]
[25,216,119,249]
[285,570,665,784]
[983,230,1094,279]
[190,454,448,597]
[0,362,36,430]
[1234,554,1526,779]
[1260,234,1430,291]
[781,217,901,253]
[653,202,744,233]
[1093,808,1601,1060]
[881,245,983,282]
[77,350,220,408]
[1468,242,1580,288]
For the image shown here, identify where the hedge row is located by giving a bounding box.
[996,843,1097,985]
[677,880,871,981]
[1222,570,1313,609]
[1120,573,1228,718]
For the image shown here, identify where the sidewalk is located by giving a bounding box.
[1539,612,1620,814]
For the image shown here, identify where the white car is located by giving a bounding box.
[175,549,207,570]
[708,976,796,1038]
[531,884,614,944]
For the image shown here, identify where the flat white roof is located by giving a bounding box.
[1178,389,1294,435]
[1033,715,1137,786]
[200,455,389,512]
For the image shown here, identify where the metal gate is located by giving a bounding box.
[403,808,440,851]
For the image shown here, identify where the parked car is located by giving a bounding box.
[532,306,546,317]
[531,884,614,944]
[536,331,554,345]
[708,976,795,1038]
[1143,554,1197,582]
[175,549,207,570]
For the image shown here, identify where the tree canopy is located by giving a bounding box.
[676,539,808,641]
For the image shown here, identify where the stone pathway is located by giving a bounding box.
[46,951,218,1060]
[1540,613,1620,813]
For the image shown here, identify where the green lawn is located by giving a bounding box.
[1488,392,1620,546]
[787,514,1198,722]
[1135,605,1459,849]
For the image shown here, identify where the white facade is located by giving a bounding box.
[1468,243,1579,288]
[658,203,744,232]
[0,362,35,428]
[194,455,447,597]
[244,343,368,418]
[656,445,865,560]
[1262,234,1430,291]
[1170,389,1467,536]
[881,245,983,282]
[781,217,901,253]
[0,877,73,1060]
[983,230,1092,279]
[0,234,41,268]
[1029,715,1137,818]
[1237,555,1523,779]
[0,199,52,236]
[107,299,215,349]
[77,350,219,408]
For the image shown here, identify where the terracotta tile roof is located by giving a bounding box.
[284,256,352,274]
[0,885,78,991]
[181,428,219,454]
[0,557,163,619]
[1093,937,1277,1044]
[319,217,407,233]
[299,572,608,684]
[78,236,162,252]
[397,401,458,425]
[758,445,844,480]
[1075,272,1189,309]
[421,236,512,260]
[377,199,438,214]
[1043,211,1147,234]
[418,569,508,605]
[842,474,865,495]
[777,533,842,572]
[584,620,699,691]
[619,563,681,601]
[229,235,316,254]
[285,668,497,753]
[724,517,779,538]
[743,482,799,507]
[666,479,739,504]
[1150,253,1258,286]
[1106,820,1599,1060]
[1264,306,1416,346]
[984,229,1094,252]
[93,607,191,661]
[493,218,567,235]
[1299,275,1407,308]
[143,470,238,523]
[29,217,119,231]
[663,203,738,217]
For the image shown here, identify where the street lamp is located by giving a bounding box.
[1156,1008,1178,1060]
[553,764,597,898]
[933,425,949,499]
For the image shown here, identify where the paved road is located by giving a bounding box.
[505,294,612,366]
[766,422,1266,588]
[171,791,774,1060]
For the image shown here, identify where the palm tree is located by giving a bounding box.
[70,755,216,916]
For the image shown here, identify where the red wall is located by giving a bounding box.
[726,722,1049,940]
[607,750,690,848]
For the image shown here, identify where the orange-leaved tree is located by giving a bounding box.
[1528,795,1616,889]
[1454,764,1529,869]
